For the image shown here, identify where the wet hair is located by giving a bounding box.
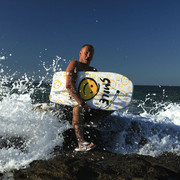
[81,44,94,54]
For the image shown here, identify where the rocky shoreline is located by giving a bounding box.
[13,150,180,180]
[12,127,180,179]
[1,105,180,180]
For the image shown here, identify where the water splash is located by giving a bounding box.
[0,93,71,172]
[0,50,71,172]
[1,49,180,172]
[102,92,180,157]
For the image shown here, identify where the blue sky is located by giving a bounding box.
[0,0,180,86]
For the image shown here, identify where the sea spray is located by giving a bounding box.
[1,50,180,172]
[102,90,180,157]
[0,52,71,172]
[0,91,71,172]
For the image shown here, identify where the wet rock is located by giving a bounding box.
[14,151,180,180]
[0,136,25,151]
[61,127,104,152]
[13,126,180,180]
[12,104,180,179]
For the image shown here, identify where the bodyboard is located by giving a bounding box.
[50,71,133,111]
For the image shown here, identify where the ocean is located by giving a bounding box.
[0,61,180,173]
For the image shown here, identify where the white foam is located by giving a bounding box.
[0,53,73,172]
[156,103,180,126]
[0,93,71,172]
[108,102,180,156]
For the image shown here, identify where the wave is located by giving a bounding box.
[0,55,71,172]
[102,102,180,157]
[1,52,180,172]
[0,93,71,172]
[0,92,179,172]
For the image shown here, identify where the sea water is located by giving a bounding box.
[0,52,180,173]
[0,54,71,173]
[101,86,180,157]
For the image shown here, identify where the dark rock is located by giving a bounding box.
[0,136,26,151]
[14,151,180,180]
[61,127,104,152]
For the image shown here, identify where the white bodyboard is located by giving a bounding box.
[50,71,133,111]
